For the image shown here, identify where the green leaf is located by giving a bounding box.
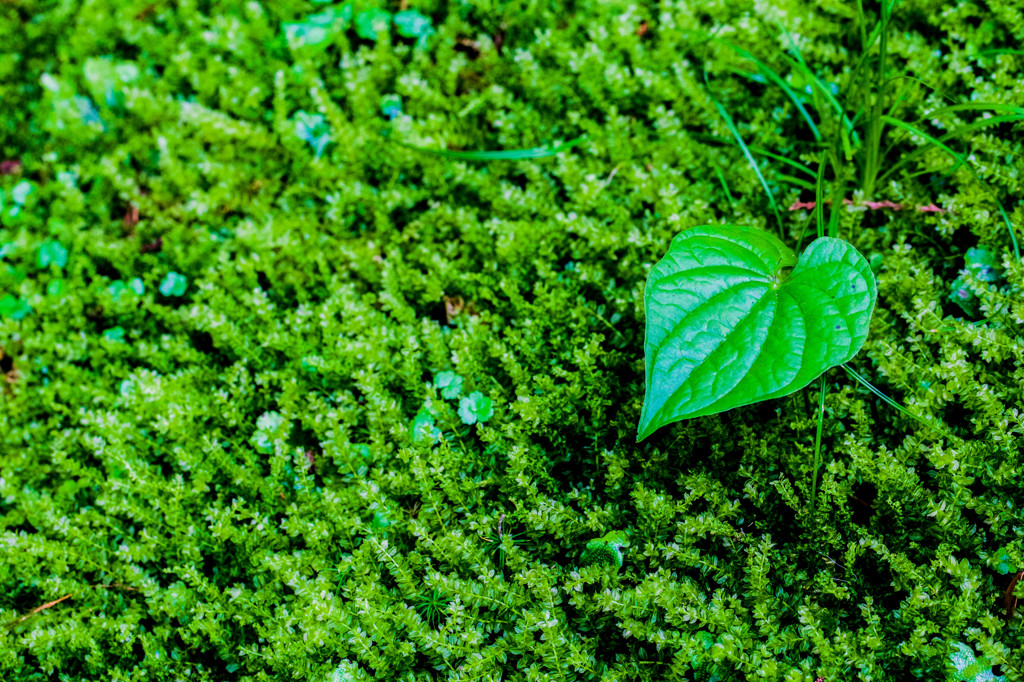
[293,111,332,160]
[458,391,494,425]
[11,180,35,205]
[37,240,68,269]
[993,547,1016,576]
[947,641,1005,682]
[82,56,139,109]
[433,371,463,399]
[638,226,876,440]
[283,5,352,52]
[393,9,433,47]
[159,271,188,297]
[253,411,289,453]
[0,295,31,320]
[354,9,391,41]
[411,410,441,444]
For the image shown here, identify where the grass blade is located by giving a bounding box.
[810,375,827,514]
[691,134,817,176]
[974,49,1024,59]
[875,115,1022,260]
[879,114,1024,183]
[703,73,784,231]
[394,135,586,160]
[876,116,969,180]
[814,153,827,239]
[709,156,736,211]
[775,173,817,192]
[841,363,952,439]
[724,49,822,142]
[925,102,1024,117]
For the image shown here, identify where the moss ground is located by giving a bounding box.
[1,1,1023,680]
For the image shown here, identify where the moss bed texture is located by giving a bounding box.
[2,0,1024,680]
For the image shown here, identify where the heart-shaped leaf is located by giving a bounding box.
[638,225,876,441]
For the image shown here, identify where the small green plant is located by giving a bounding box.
[327,660,367,682]
[354,8,390,41]
[282,4,352,52]
[380,94,402,120]
[478,514,522,571]
[412,588,450,628]
[433,370,463,399]
[702,2,1022,255]
[392,9,433,47]
[579,531,629,570]
[458,391,494,425]
[947,641,1005,682]
[637,225,876,440]
[252,411,289,454]
[293,111,332,160]
[158,271,188,297]
[691,631,722,682]
[36,239,67,270]
[411,408,441,444]
[108,278,145,301]
[949,247,1003,316]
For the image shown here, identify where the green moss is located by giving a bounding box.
[1,0,1023,680]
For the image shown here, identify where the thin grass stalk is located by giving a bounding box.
[841,363,953,439]
[861,1,890,198]
[811,375,827,515]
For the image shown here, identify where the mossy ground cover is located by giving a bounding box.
[1,1,1023,680]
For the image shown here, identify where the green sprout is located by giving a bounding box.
[478,514,523,571]
[412,588,450,628]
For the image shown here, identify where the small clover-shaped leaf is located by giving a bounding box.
[411,410,441,444]
[993,547,1017,576]
[11,180,36,206]
[159,271,188,297]
[283,5,352,52]
[965,246,1002,283]
[109,279,144,302]
[82,56,139,108]
[458,391,493,425]
[293,110,332,159]
[354,8,391,40]
[329,660,369,682]
[380,94,402,120]
[433,371,463,399]
[393,9,434,47]
[37,240,68,269]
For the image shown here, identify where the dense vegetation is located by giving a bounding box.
[1,1,1022,680]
